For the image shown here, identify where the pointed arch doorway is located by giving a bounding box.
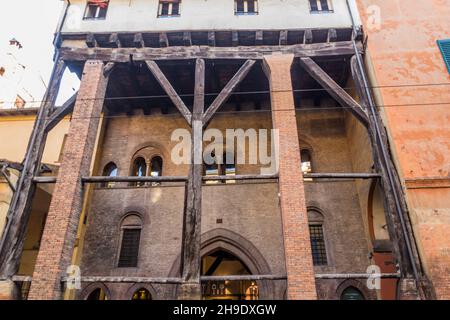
[201,249,259,300]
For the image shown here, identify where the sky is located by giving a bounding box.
[0,0,79,106]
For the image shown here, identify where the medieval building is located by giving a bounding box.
[0,0,448,300]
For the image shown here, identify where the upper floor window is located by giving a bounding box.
[235,0,258,15]
[158,0,181,18]
[150,156,163,177]
[102,162,118,188]
[84,0,109,20]
[309,0,333,13]
[301,149,313,174]
[131,157,147,186]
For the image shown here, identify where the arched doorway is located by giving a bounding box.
[201,250,259,300]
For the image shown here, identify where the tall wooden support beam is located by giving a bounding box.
[0,59,66,287]
[145,61,192,125]
[299,57,369,126]
[202,60,255,127]
[263,54,317,300]
[27,60,111,300]
[350,55,429,299]
[179,59,205,299]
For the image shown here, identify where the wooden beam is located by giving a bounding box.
[255,30,263,45]
[232,31,239,46]
[82,176,188,183]
[86,33,97,48]
[159,32,169,47]
[350,55,370,109]
[133,33,145,48]
[327,28,338,43]
[299,57,369,127]
[304,29,313,44]
[0,59,66,278]
[183,32,192,46]
[44,92,77,133]
[103,62,116,77]
[145,60,192,125]
[304,173,381,179]
[207,31,216,47]
[279,30,288,45]
[201,275,287,281]
[181,59,205,285]
[203,174,279,181]
[109,33,121,48]
[203,60,255,127]
[59,41,362,62]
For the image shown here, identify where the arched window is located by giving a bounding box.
[301,149,313,174]
[118,214,142,268]
[340,286,365,300]
[86,288,108,300]
[205,151,236,184]
[132,288,152,300]
[102,162,118,188]
[222,152,236,176]
[131,157,147,186]
[150,156,163,177]
[308,210,327,266]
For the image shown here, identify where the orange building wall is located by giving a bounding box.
[356,0,450,299]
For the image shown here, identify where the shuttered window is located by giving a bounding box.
[437,39,450,74]
[118,229,141,267]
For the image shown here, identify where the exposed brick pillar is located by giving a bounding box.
[263,54,317,300]
[28,60,109,300]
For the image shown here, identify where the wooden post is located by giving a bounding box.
[179,59,205,299]
[0,59,66,283]
[350,56,429,299]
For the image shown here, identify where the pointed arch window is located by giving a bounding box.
[86,288,108,300]
[132,288,152,300]
[340,286,365,300]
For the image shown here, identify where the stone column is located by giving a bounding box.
[28,60,109,300]
[263,53,317,300]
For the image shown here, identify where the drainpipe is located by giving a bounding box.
[345,0,423,296]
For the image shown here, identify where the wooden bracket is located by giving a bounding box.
[299,57,369,127]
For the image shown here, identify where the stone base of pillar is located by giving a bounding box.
[398,278,420,300]
[0,279,20,300]
[178,282,202,300]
